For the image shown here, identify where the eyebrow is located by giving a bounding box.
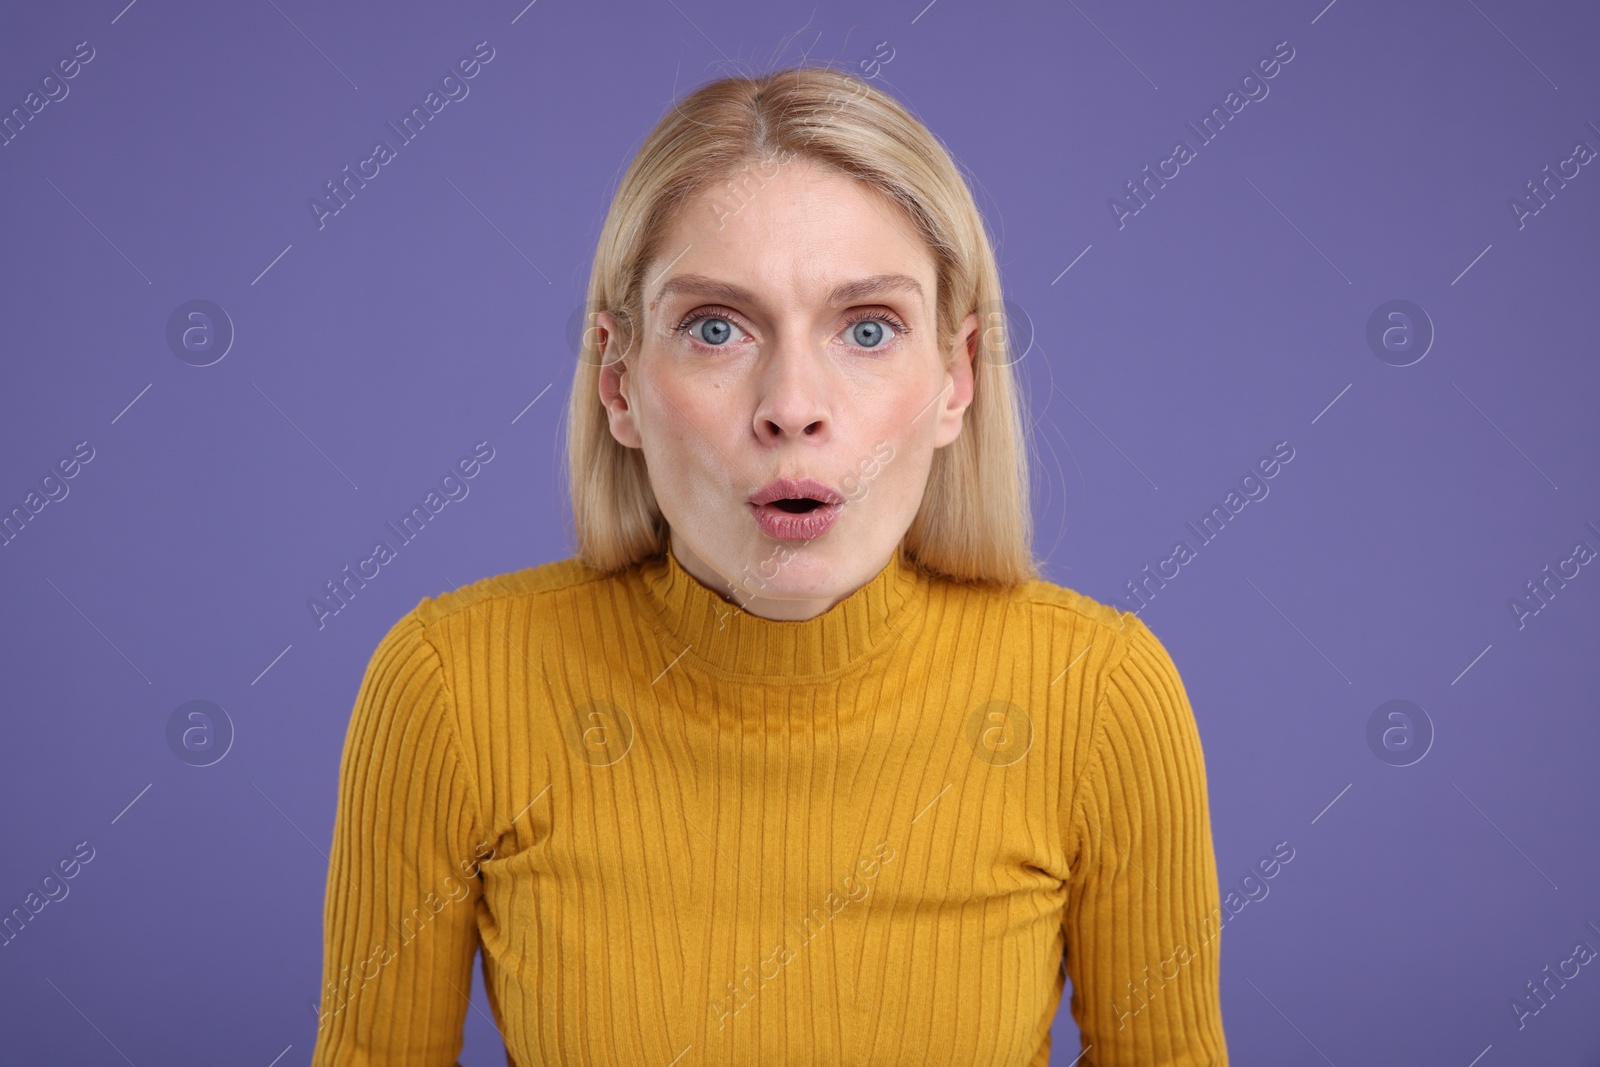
[652,272,926,312]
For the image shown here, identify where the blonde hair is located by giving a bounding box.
[563,65,1037,586]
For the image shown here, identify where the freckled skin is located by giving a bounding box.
[597,160,978,621]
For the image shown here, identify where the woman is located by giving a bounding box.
[311,66,1228,1066]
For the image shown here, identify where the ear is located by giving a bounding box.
[933,311,978,449]
[595,310,643,449]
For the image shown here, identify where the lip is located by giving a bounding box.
[746,476,847,542]
[748,499,843,541]
[748,476,846,507]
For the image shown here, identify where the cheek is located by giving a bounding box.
[884,448,932,510]
[877,380,943,459]
[642,352,737,423]
[637,367,741,489]
[640,359,714,434]
[849,433,922,516]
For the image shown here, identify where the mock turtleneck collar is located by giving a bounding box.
[631,541,923,681]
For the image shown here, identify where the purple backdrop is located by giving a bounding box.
[2,0,1597,1063]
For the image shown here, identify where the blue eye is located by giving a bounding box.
[692,317,734,345]
[841,312,909,350]
[675,315,748,348]
[850,320,884,347]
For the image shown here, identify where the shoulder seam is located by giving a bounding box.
[1085,614,1155,755]
[1062,616,1142,877]
[415,563,617,629]
[1017,577,1135,640]
[405,611,491,848]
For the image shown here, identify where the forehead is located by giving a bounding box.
[645,159,936,314]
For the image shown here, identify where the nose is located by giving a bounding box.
[751,334,831,442]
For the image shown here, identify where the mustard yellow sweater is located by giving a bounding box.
[310,544,1228,1066]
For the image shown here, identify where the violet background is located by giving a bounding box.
[2,0,1597,1063]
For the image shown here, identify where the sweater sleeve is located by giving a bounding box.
[310,607,490,1067]
[1061,615,1228,1065]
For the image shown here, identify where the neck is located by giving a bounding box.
[632,533,922,680]
[668,529,873,622]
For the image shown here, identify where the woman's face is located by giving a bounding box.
[598,157,977,621]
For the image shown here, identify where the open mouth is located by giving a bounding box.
[767,498,826,514]
[748,476,845,517]
[747,481,845,540]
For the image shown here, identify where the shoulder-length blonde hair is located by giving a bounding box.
[564,64,1036,586]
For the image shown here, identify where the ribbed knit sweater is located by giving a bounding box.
[309,543,1228,1066]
